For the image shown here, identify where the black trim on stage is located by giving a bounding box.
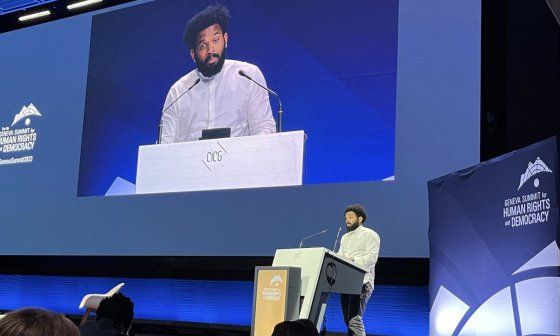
[481,0,560,162]
[0,256,428,285]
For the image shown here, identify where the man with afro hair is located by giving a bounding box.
[338,204,380,336]
[160,4,276,143]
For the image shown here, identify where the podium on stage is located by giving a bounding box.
[251,266,301,336]
[251,248,367,333]
[136,131,305,194]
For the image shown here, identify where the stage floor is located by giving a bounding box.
[0,275,428,335]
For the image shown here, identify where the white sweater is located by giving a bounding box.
[338,225,380,288]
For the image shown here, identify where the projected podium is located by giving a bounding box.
[271,248,367,330]
[136,131,304,194]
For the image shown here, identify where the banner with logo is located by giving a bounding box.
[252,269,289,336]
[0,103,41,166]
[428,136,560,336]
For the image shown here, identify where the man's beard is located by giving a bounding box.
[195,49,226,78]
[346,221,360,232]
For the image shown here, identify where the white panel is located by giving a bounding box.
[516,277,560,336]
[429,286,469,336]
[105,176,136,196]
[513,241,560,275]
[273,248,326,319]
[458,287,516,336]
[136,131,305,194]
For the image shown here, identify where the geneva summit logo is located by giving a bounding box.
[0,103,42,166]
[269,274,284,286]
[11,103,42,127]
[261,274,284,301]
[503,157,553,228]
[517,157,553,189]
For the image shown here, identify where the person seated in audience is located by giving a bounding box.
[271,319,319,336]
[79,293,134,336]
[0,307,79,336]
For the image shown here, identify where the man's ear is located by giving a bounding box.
[190,49,195,63]
[224,32,229,48]
[358,216,363,224]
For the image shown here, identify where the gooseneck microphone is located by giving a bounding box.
[332,226,343,253]
[299,228,330,248]
[157,78,201,144]
[238,70,283,133]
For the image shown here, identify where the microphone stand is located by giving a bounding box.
[299,229,330,248]
[158,78,201,144]
[332,227,342,253]
[238,70,283,132]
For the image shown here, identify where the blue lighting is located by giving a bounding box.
[0,275,428,334]
[0,0,56,15]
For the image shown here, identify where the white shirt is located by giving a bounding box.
[338,225,380,288]
[161,59,276,143]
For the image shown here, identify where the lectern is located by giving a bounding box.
[136,131,305,194]
[271,248,367,331]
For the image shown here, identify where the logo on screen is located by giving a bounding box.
[0,103,41,166]
[11,103,42,127]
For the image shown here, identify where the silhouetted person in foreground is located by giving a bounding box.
[79,293,134,336]
[271,319,319,336]
[0,307,79,336]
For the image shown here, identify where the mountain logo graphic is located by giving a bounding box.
[269,275,284,286]
[11,103,42,126]
[517,157,553,190]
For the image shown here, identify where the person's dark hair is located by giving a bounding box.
[96,292,134,333]
[271,319,318,336]
[295,319,319,336]
[0,307,80,336]
[345,204,367,223]
[184,4,230,50]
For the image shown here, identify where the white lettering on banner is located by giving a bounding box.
[261,287,281,301]
[510,211,549,227]
[0,103,42,166]
[503,191,552,228]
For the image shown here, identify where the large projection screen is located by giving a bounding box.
[0,0,480,257]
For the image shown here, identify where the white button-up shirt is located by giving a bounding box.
[338,225,381,288]
[160,59,276,143]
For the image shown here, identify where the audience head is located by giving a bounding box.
[96,292,134,335]
[271,319,319,336]
[0,307,79,336]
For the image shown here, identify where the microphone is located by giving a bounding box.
[332,226,343,253]
[238,70,283,133]
[158,78,201,144]
[299,228,330,249]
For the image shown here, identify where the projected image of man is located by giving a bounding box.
[160,4,276,143]
[338,204,380,336]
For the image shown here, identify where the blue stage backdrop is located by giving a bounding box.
[77,0,398,196]
[428,136,560,336]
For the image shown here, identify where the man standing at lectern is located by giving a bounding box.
[338,204,381,336]
[160,4,276,143]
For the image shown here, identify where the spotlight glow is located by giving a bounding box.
[67,0,103,10]
[18,11,51,22]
